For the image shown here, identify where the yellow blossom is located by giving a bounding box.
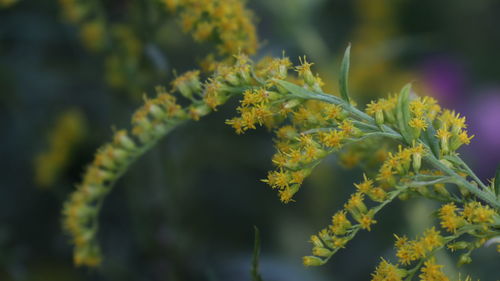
[419,258,450,281]
[371,258,406,281]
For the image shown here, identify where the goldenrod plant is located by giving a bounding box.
[62,43,500,279]
[57,1,500,279]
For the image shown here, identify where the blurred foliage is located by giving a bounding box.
[1,0,500,280]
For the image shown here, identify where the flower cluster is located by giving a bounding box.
[302,143,428,266]
[394,228,444,266]
[162,0,258,55]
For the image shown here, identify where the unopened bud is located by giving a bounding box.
[303,256,324,266]
[412,152,422,173]
[375,110,384,125]
[458,253,472,266]
[312,247,332,257]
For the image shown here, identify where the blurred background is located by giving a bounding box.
[1,0,500,280]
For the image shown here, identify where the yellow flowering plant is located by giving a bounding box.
[59,1,500,280]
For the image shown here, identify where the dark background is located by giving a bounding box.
[1,0,499,280]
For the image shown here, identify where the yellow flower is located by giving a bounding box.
[295,56,315,85]
[359,212,377,231]
[330,210,352,235]
[409,117,428,131]
[371,258,406,281]
[354,174,374,193]
[439,203,464,233]
[421,227,443,251]
[419,258,450,281]
[458,130,474,145]
[319,130,344,148]
[262,169,290,189]
[345,192,367,214]
[366,100,385,115]
[463,201,496,224]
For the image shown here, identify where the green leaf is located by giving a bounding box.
[251,226,263,281]
[273,79,311,99]
[339,44,351,104]
[495,165,500,198]
[396,83,414,144]
[422,119,441,158]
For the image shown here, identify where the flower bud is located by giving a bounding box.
[312,247,332,257]
[412,151,422,173]
[113,131,136,150]
[447,241,469,251]
[458,253,472,266]
[303,256,324,266]
[310,235,323,248]
[375,110,384,125]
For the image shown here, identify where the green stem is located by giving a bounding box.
[424,154,500,209]
[451,154,489,190]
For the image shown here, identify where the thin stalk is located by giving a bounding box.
[451,154,489,190]
[424,154,499,209]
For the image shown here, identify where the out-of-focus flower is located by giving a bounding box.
[420,56,466,108]
[467,91,500,178]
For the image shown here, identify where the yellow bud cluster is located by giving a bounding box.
[131,89,185,142]
[439,201,498,235]
[371,258,407,281]
[226,88,279,134]
[365,95,398,125]
[365,94,444,139]
[377,144,426,185]
[439,203,465,233]
[463,201,496,224]
[418,258,450,281]
[163,0,258,55]
[395,228,444,265]
[435,110,474,155]
[355,174,387,202]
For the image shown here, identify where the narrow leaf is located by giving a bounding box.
[274,79,311,99]
[495,165,500,198]
[422,119,440,158]
[396,83,414,144]
[339,44,351,104]
[251,226,263,281]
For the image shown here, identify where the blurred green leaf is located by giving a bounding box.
[251,226,263,281]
